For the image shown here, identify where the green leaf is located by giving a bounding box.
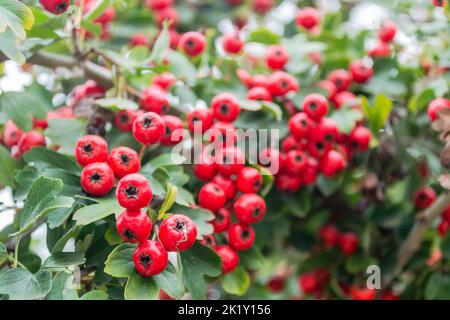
[124,271,159,300]
[150,21,170,64]
[45,118,87,155]
[171,204,214,239]
[24,147,80,174]
[167,50,197,85]
[221,266,250,296]
[248,28,281,45]
[158,183,177,218]
[84,0,110,21]
[0,28,25,63]
[80,290,109,300]
[43,252,86,269]
[329,107,364,134]
[50,227,79,253]
[239,247,264,271]
[408,88,435,113]
[95,98,139,111]
[180,242,222,299]
[154,262,185,299]
[425,273,450,299]
[239,99,282,121]
[0,0,34,30]
[0,5,25,40]
[0,144,18,187]
[0,268,51,300]
[0,243,7,261]
[361,94,393,133]
[47,271,78,300]
[73,196,122,226]
[316,174,341,197]
[104,243,136,278]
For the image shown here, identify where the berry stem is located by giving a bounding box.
[139,144,147,161]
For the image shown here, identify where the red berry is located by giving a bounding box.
[236,167,263,194]
[94,6,116,25]
[427,98,450,121]
[349,126,371,151]
[115,109,137,132]
[40,0,69,14]
[107,146,140,179]
[413,186,436,209]
[349,60,373,84]
[433,0,446,7]
[252,74,270,88]
[318,80,337,98]
[75,135,108,166]
[200,234,216,247]
[442,205,450,222]
[187,108,214,133]
[320,150,346,177]
[267,276,285,292]
[237,69,253,88]
[259,147,285,175]
[179,31,206,57]
[33,118,48,130]
[265,45,289,70]
[132,112,166,145]
[133,240,168,277]
[81,162,115,197]
[282,135,302,153]
[379,20,397,43]
[211,207,231,233]
[320,224,340,248]
[303,157,319,185]
[160,115,184,146]
[275,174,302,192]
[222,32,244,54]
[193,148,217,181]
[228,223,255,251]
[350,286,376,300]
[302,93,329,121]
[153,72,176,91]
[116,209,152,243]
[211,175,236,200]
[438,220,450,237]
[116,173,153,210]
[289,112,313,141]
[145,0,172,10]
[17,131,46,154]
[159,214,197,252]
[130,33,150,47]
[198,182,227,212]
[215,245,239,274]
[267,71,299,97]
[331,91,357,109]
[339,232,358,256]
[368,41,391,58]
[285,149,307,174]
[211,93,241,123]
[298,273,319,294]
[308,136,332,159]
[246,86,272,101]
[155,7,179,29]
[252,0,274,14]
[3,120,23,148]
[328,69,351,92]
[139,86,170,114]
[295,7,320,30]
[215,147,245,177]
[234,193,266,224]
[317,118,339,144]
[207,121,237,144]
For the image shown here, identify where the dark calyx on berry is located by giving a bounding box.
[124,185,138,199]
[139,254,153,268]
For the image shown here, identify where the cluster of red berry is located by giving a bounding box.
[368,20,397,58]
[2,120,46,158]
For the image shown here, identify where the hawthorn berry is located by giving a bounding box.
[442,205,450,222]
[211,207,231,233]
[145,0,172,10]
[265,45,289,70]
[215,147,245,177]
[198,182,227,212]
[246,86,272,102]
[302,93,329,121]
[320,150,346,177]
[107,146,140,179]
[186,108,214,133]
[228,223,255,251]
[179,31,206,57]
[413,186,436,209]
[285,149,307,174]
[319,224,340,248]
[288,112,313,141]
[427,98,450,121]
[328,69,351,92]
[267,276,285,293]
[40,0,70,14]
[252,74,270,88]
[200,234,216,247]
[252,0,273,14]
[211,175,236,200]
[433,0,445,6]
[331,91,357,109]
[349,126,371,151]
[222,32,244,54]
[33,118,48,130]
[17,131,46,154]
[130,33,150,47]
[438,220,449,237]
[193,149,217,181]
[295,7,320,30]
[94,6,116,25]
[155,7,179,29]
[275,174,302,193]
[379,20,397,43]
[349,60,373,84]
[139,86,170,114]
[132,112,166,145]
[368,40,391,58]
[350,286,376,300]
[116,209,152,243]
[153,72,176,91]
[234,193,266,224]
[75,135,108,166]
[267,71,298,97]
[236,69,253,88]
[298,273,319,294]
[207,121,237,144]
[160,115,184,146]
[3,120,23,148]
[318,80,337,98]
[282,135,302,153]
[81,162,115,197]
[114,109,137,132]
[116,173,153,210]
[215,245,239,274]
[211,93,241,123]
[133,240,168,277]
[158,214,197,252]
[302,157,319,185]
[236,167,263,194]
[308,136,332,159]
[339,232,359,256]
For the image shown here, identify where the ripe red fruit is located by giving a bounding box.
[339,232,359,256]
[234,193,266,224]
[433,0,446,7]
[368,40,391,58]
[298,273,319,294]
[145,0,172,10]
[308,136,332,159]
[81,162,115,196]
[130,33,150,47]
[155,7,179,29]
[198,182,227,212]
[275,174,302,192]
[179,31,206,57]
[259,147,285,175]
[160,115,184,146]
[331,91,357,109]
[116,173,153,210]
[282,135,302,153]
[3,120,23,148]
[222,32,244,54]
[316,118,339,144]
[236,69,253,88]
[211,207,231,233]
[211,93,241,122]
[285,150,307,174]
[246,86,272,101]
[132,112,166,145]
[303,157,319,185]
[153,72,176,91]
[318,80,337,98]
[350,286,376,300]
[289,112,313,141]
[320,150,346,177]
[267,71,299,97]
[40,0,70,14]
[17,131,46,154]
[211,175,236,200]
[265,45,289,70]
[236,167,263,194]
[295,7,320,30]
[208,121,237,144]
[438,220,450,237]
[33,118,48,130]
[252,74,269,88]
[186,108,214,133]
[193,149,217,181]
[252,0,274,14]
[427,98,450,121]
[133,240,168,277]
[114,109,137,132]
[75,135,108,166]
[349,126,371,151]
[228,223,255,251]
[94,6,116,25]
[302,93,329,121]
[215,147,245,177]
[267,276,285,292]
[379,20,397,43]
[200,234,216,247]
[139,86,170,114]
[319,224,340,248]
[159,214,197,252]
[215,245,239,273]
[107,146,140,179]
[116,209,152,243]
[413,186,436,209]
[442,205,450,222]
[349,60,373,84]
[328,69,351,92]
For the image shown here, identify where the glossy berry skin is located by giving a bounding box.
[211,93,241,122]
[267,276,285,293]
[252,0,274,14]
[413,186,436,209]
[282,135,301,153]
[161,115,184,146]
[208,121,237,144]
[289,112,313,141]
[179,32,206,57]
[130,33,150,47]
[320,150,346,177]
[349,60,373,84]
[303,157,319,185]
[116,173,153,210]
[215,147,245,177]
[295,7,320,30]
[427,98,450,121]
[17,131,46,154]
[318,80,337,98]
[155,7,179,29]
[246,86,272,101]
[215,245,239,274]
[267,71,298,97]
[116,209,152,243]
[139,86,170,114]
[81,162,115,197]
[228,223,255,251]
[40,0,70,14]
[285,150,307,174]
[153,72,176,91]
[442,205,450,222]
[328,69,351,92]
[107,146,140,179]
[350,287,376,300]
[368,41,391,58]
[222,32,244,54]
[308,136,332,159]
[115,109,137,132]
[302,93,329,121]
[332,91,357,109]
[198,182,227,212]
[133,240,168,277]
[187,108,213,133]
[236,69,253,88]
[320,225,340,248]
[236,167,263,194]
[132,112,166,145]
[211,208,231,233]
[193,149,217,181]
[438,220,449,237]
[3,120,23,148]
[75,135,108,166]
[211,175,236,200]
[298,273,319,294]
[317,118,339,144]
[349,126,371,151]
[276,174,302,192]
[159,214,197,252]
[145,0,172,10]
[234,193,266,224]
[265,45,289,70]
[339,232,359,256]
[433,0,445,7]
[379,20,397,43]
